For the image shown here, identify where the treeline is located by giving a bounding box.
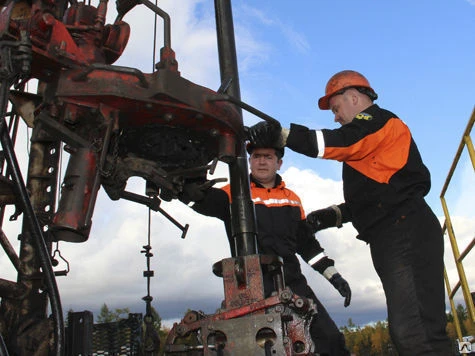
[340,303,475,356]
[446,303,475,341]
[340,319,397,355]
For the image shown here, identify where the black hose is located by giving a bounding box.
[0,80,64,355]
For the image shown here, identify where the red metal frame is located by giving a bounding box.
[0,0,317,354]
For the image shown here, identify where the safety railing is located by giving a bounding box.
[440,106,475,353]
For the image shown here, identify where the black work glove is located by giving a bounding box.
[306,205,342,233]
[329,273,351,307]
[247,121,283,148]
[178,182,207,204]
[178,178,227,204]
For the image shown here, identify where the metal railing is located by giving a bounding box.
[440,106,475,351]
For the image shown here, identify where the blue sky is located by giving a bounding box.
[230,0,475,212]
[2,0,474,332]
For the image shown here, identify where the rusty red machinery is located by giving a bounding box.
[0,0,318,355]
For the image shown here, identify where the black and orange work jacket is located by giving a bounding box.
[286,104,431,242]
[192,174,334,285]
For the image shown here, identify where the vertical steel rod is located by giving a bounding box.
[214,0,258,256]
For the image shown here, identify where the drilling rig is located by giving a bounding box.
[0,0,318,355]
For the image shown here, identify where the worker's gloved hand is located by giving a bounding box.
[178,177,227,205]
[178,182,207,204]
[329,273,351,307]
[247,121,285,148]
[306,205,342,233]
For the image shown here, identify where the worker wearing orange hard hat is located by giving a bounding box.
[317,70,378,110]
[247,70,451,356]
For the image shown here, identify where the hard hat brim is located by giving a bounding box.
[318,94,331,110]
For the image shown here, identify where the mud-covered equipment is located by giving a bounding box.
[318,70,378,110]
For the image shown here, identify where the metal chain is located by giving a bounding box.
[141,206,160,354]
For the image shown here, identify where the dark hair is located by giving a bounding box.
[355,86,378,101]
[246,143,284,159]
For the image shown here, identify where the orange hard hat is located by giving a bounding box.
[318,70,378,110]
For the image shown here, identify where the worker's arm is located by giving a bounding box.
[306,203,351,233]
[297,221,351,307]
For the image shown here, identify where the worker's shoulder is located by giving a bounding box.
[278,185,303,203]
[372,105,401,121]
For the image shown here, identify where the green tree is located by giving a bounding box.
[370,321,386,354]
[456,303,468,321]
[446,303,471,338]
[446,310,454,323]
[149,305,162,331]
[142,305,163,355]
[341,318,397,355]
[96,303,130,323]
[446,319,457,340]
[463,317,475,338]
[456,304,468,336]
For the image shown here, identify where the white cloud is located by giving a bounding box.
[452,159,475,217]
[240,4,310,54]
[443,215,475,299]
[281,166,344,212]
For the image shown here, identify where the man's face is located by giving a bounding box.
[329,89,360,126]
[249,148,282,186]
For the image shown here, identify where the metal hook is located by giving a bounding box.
[51,243,70,276]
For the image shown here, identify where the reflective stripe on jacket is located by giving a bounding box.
[193,174,334,283]
[287,104,431,242]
